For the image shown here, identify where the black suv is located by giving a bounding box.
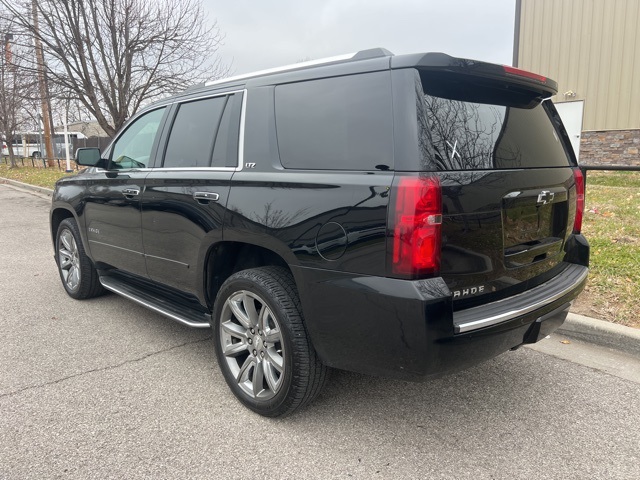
[51,48,589,417]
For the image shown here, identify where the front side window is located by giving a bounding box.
[110,107,166,169]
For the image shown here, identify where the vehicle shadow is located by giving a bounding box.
[293,347,565,425]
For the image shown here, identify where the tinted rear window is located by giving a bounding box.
[416,71,571,171]
[275,72,393,170]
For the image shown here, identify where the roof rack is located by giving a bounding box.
[205,48,393,87]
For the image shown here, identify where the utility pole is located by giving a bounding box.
[31,0,54,165]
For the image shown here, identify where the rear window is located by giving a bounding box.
[416,71,571,171]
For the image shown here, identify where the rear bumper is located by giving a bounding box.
[293,262,588,381]
[454,263,587,333]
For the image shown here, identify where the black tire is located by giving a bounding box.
[55,218,105,299]
[212,266,328,417]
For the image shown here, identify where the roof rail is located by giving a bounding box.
[352,47,394,60]
[182,82,206,92]
[205,48,393,87]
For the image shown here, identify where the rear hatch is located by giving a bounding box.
[410,57,581,307]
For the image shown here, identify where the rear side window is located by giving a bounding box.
[163,95,228,168]
[275,72,393,170]
[416,71,571,171]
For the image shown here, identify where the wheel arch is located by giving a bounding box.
[50,206,77,247]
[52,206,105,299]
[50,206,95,261]
[204,241,295,308]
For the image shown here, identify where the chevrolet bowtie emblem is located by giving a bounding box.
[537,190,555,205]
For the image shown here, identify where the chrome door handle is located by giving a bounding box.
[193,192,220,203]
[122,188,140,197]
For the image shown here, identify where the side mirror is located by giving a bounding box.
[75,147,102,166]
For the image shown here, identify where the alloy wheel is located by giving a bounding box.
[219,290,285,400]
[58,228,81,292]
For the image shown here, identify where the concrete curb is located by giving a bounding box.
[559,313,640,357]
[0,177,54,196]
[2,176,639,356]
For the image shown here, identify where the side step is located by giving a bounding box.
[99,276,211,328]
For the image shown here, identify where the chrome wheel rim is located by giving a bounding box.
[220,290,285,400]
[58,229,81,292]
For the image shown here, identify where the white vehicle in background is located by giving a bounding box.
[2,133,43,158]
[2,131,85,158]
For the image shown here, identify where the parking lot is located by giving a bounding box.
[1,183,639,479]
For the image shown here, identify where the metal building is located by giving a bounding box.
[513,0,640,165]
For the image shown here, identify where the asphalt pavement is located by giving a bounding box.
[1,182,639,480]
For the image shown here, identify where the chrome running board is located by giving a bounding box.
[99,276,211,328]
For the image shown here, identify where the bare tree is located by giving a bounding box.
[1,0,227,137]
[0,29,39,168]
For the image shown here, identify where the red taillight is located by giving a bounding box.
[503,65,547,83]
[390,176,442,278]
[573,168,585,234]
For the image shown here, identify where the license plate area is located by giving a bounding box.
[502,188,569,268]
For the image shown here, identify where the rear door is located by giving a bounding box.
[410,68,580,305]
[140,91,243,298]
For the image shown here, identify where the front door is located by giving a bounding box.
[84,107,168,277]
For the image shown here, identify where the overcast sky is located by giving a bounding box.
[202,0,517,76]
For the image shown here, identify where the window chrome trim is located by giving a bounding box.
[237,88,247,171]
[148,167,237,172]
[149,88,247,173]
[96,90,246,173]
[168,88,244,106]
[92,167,153,172]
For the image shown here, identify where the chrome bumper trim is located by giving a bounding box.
[454,264,588,334]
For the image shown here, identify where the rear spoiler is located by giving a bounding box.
[392,52,558,98]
